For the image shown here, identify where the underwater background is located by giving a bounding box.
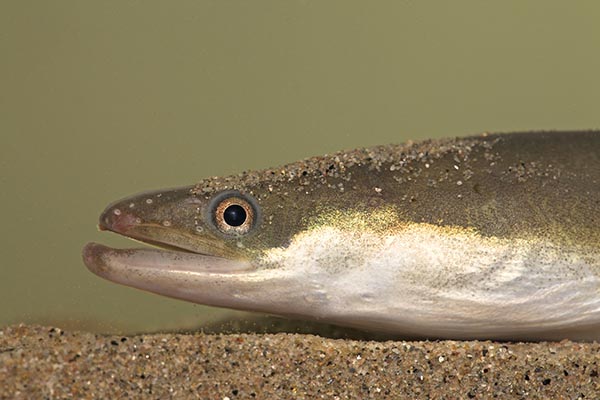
[2,0,599,334]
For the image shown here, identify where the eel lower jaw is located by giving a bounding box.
[82,242,256,280]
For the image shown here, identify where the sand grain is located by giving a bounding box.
[1,325,599,399]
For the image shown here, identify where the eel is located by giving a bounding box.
[82,131,600,341]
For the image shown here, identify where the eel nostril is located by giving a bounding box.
[99,207,139,233]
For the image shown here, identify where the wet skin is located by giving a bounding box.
[83,131,600,340]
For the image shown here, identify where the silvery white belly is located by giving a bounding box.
[260,223,600,340]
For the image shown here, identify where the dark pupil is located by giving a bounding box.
[223,204,247,227]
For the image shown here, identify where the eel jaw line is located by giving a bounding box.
[81,241,270,313]
[82,242,254,277]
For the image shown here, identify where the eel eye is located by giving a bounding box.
[223,204,246,227]
[212,192,258,235]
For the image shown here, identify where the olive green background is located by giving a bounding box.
[2,1,599,334]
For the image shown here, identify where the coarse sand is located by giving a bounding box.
[1,324,599,399]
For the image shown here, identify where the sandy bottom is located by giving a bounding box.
[1,324,599,399]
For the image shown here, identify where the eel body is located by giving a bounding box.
[83,131,600,340]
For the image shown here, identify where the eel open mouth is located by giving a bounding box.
[82,198,255,284]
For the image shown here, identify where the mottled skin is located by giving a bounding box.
[84,131,600,340]
[97,131,598,255]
